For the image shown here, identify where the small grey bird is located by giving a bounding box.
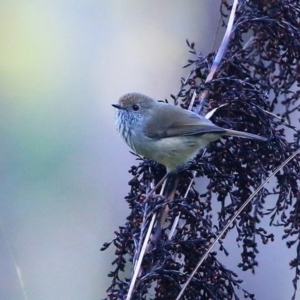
[112,93,267,172]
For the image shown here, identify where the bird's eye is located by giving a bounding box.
[132,104,140,111]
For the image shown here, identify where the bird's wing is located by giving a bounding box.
[143,103,226,139]
[160,123,226,138]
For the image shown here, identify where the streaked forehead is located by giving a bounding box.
[118,93,138,105]
[118,93,155,107]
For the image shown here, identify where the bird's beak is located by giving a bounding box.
[112,104,125,110]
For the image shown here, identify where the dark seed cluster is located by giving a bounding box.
[102,1,300,299]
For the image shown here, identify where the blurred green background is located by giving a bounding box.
[0,1,293,300]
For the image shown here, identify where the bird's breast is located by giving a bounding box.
[132,135,211,171]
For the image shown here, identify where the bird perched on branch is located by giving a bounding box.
[112,93,267,172]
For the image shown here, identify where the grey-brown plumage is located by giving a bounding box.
[112,93,267,172]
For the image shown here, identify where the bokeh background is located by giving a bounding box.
[0,1,295,300]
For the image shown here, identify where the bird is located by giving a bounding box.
[112,92,267,172]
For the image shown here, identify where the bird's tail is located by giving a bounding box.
[224,129,267,141]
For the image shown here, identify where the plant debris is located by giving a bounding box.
[102,1,300,299]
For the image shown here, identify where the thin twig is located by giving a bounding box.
[0,215,28,300]
[196,0,239,114]
[126,177,168,300]
[176,147,300,300]
[126,212,157,300]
